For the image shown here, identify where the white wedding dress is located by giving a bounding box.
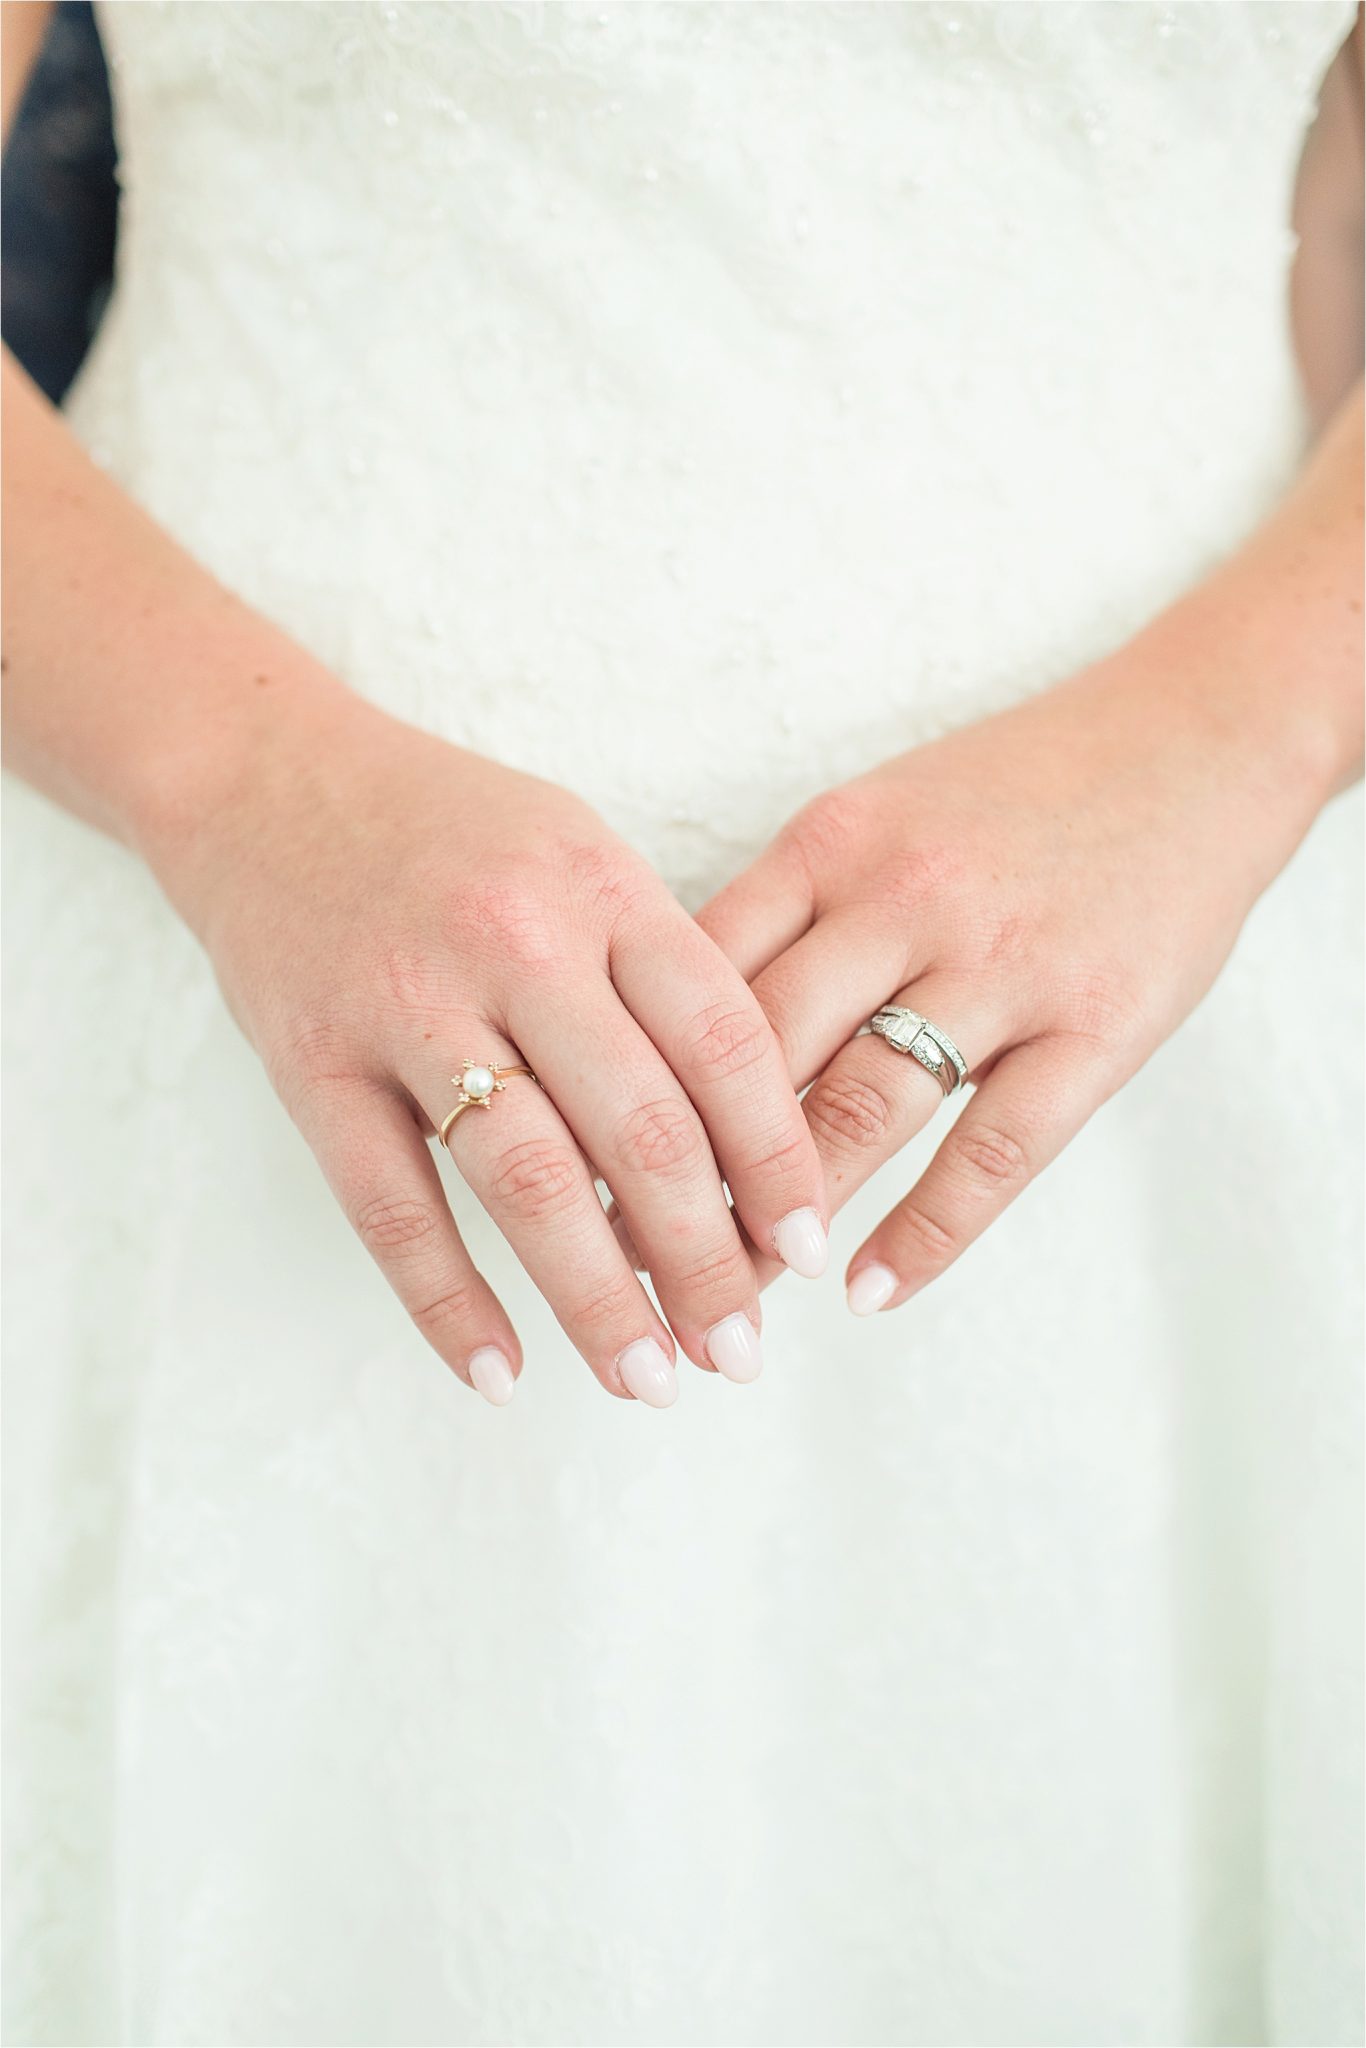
[4,5,1361,2043]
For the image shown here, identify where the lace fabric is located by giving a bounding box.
[3,6,1361,2042]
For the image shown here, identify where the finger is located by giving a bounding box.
[747,909,915,1088]
[695,840,815,981]
[607,1189,785,1298]
[801,973,1005,1217]
[411,1040,682,1407]
[611,913,830,1283]
[506,975,765,1381]
[610,1207,644,1270]
[609,955,985,1299]
[845,1036,1110,1313]
[304,1080,523,1406]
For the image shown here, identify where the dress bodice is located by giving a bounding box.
[73,1,1352,896]
[8,12,1363,2044]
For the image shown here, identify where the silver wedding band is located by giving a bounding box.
[867,1006,969,1097]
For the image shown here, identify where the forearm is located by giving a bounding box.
[1,349,360,871]
[1126,377,1363,820]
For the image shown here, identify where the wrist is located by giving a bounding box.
[124,607,380,935]
[1140,577,1362,827]
[1124,378,1364,829]
[1034,591,1354,918]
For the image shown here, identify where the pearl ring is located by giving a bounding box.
[438,1058,540,1150]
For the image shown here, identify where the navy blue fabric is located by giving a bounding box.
[1,1,117,404]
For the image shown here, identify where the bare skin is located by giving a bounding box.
[3,5,1362,1395]
[699,387,1362,1310]
[692,19,1365,1309]
[1,7,828,1408]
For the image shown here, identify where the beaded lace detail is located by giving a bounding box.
[5,7,1360,2042]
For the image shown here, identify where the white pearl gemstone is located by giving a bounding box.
[463,1065,496,1101]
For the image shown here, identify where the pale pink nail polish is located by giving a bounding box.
[468,1347,516,1405]
[772,1207,828,1279]
[617,1338,678,1408]
[846,1263,898,1316]
[705,1312,763,1384]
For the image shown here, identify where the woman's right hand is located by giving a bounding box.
[157,688,828,1408]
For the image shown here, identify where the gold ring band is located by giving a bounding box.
[438,1059,539,1150]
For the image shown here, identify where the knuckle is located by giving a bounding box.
[673,1238,753,1301]
[377,942,443,1016]
[785,787,869,871]
[409,1278,483,1342]
[351,1192,444,1256]
[895,1201,958,1267]
[981,910,1031,969]
[285,1014,345,1076]
[561,836,646,928]
[805,1069,896,1153]
[488,1137,581,1223]
[1058,962,1144,1044]
[272,1014,364,1102]
[685,1003,770,1083]
[878,841,963,918]
[566,1274,642,1337]
[461,871,565,972]
[740,1124,815,1183]
[612,1097,706,1178]
[950,1123,1032,1192]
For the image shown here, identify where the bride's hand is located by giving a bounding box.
[698,620,1345,1315]
[161,692,827,1405]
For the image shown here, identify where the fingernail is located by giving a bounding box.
[468,1346,516,1406]
[705,1312,763,1384]
[617,1338,678,1408]
[846,1262,898,1317]
[772,1207,828,1279]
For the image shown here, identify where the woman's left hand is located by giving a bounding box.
[696,620,1341,1315]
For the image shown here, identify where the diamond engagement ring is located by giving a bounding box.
[868,1008,969,1097]
[438,1059,540,1149]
